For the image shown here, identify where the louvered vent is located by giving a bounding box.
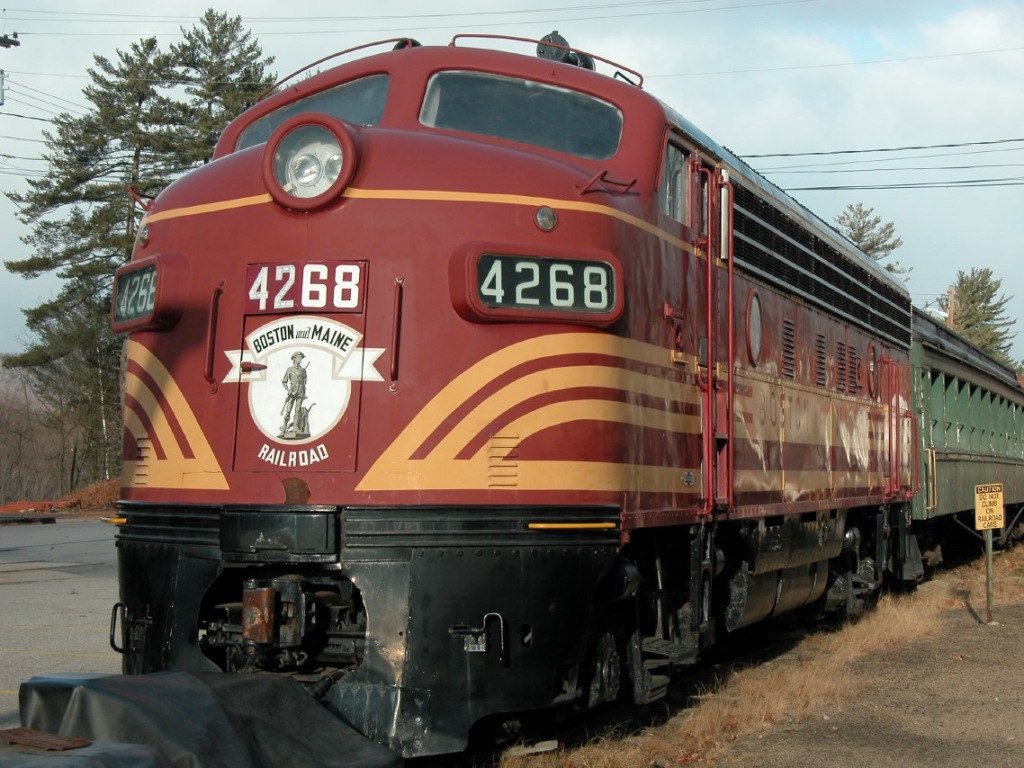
[731,183,911,349]
[847,346,861,393]
[815,334,827,387]
[836,341,848,392]
[782,319,796,379]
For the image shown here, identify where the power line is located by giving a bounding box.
[6,78,88,112]
[2,1,806,24]
[0,111,52,123]
[2,95,65,117]
[649,45,1024,78]
[757,146,1024,172]
[0,153,46,161]
[0,133,48,143]
[5,0,820,37]
[5,91,86,116]
[788,178,1024,191]
[765,162,1024,176]
[746,137,1024,159]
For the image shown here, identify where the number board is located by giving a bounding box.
[113,263,159,325]
[477,254,615,315]
[246,261,364,314]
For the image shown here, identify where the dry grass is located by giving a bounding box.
[500,546,1024,768]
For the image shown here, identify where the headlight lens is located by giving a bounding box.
[275,125,341,198]
[324,152,343,182]
[263,116,358,210]
[291,153,323,188]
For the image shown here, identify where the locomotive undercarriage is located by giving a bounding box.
[616,506,895,708]
[201,572,367,675]
[115,504,623,756]
[114,503,901,756]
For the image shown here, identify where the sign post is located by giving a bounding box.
[974,483,1004,624]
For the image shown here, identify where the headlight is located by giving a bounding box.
[263,115,358,210]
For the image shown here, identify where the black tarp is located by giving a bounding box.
[6,673,402,768]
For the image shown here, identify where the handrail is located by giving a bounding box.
[907,411,920,499]
[449,33,644,88]
[721,169,735,509]
[258,38,421,101]
[925,447,938,511]
[203,282,224,388]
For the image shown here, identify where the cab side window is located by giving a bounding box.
[660,143,688,223]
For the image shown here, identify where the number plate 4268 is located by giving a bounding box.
[246,262,364,314]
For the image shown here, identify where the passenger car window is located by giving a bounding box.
[236,74,390,151]
[420,71,622,160]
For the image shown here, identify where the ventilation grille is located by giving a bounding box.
[782,319,796,379]
[847,346,862,394]
[815,334,827,387]
[837,341,848,392]
[732,183,911,349]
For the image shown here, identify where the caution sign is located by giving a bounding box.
[975,483,1005,531]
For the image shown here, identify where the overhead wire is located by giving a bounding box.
[3,0,814,24]
[747,137,1024,159]
[6,79,89,113]
[4,1,821,37]
[786,178,1024,191]
[744,138,1024,190]
[648,45,1024,78]
[758,146,1024,172]
[3,94,67,117]
[2,3,1020,192]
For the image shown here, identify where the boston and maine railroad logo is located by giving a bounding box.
[224,316,384,445]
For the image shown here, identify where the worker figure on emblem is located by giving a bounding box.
[279,351,310,439]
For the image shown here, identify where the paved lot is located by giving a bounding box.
[0,520,121,728]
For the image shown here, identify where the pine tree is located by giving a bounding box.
[943,268,1016,364]
[171,10,276,167]
[834,202,909,278]
[3,37,180,487]
[2,16,275,492]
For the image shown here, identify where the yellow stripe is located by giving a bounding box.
[528,522,617,530]
[124,370,185,461]
[437,365,698,461]
[358,334,697,493]
[142,193,272,224]
[487,399,698,464]
[141,187,694,253]
[122,341,229,490]
[342,187,695,252]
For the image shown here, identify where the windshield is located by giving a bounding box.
[420,71,622,160]
[236,74,389,151]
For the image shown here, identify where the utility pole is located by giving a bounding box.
[947,286,956,330]
[1,32,17,108]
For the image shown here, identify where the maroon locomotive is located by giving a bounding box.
[110,33,917,756]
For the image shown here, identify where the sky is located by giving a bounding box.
[1,0,1022,358]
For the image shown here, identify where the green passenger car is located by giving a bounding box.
[911,308,1024,543]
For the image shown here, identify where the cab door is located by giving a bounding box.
[695,157,735,514]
